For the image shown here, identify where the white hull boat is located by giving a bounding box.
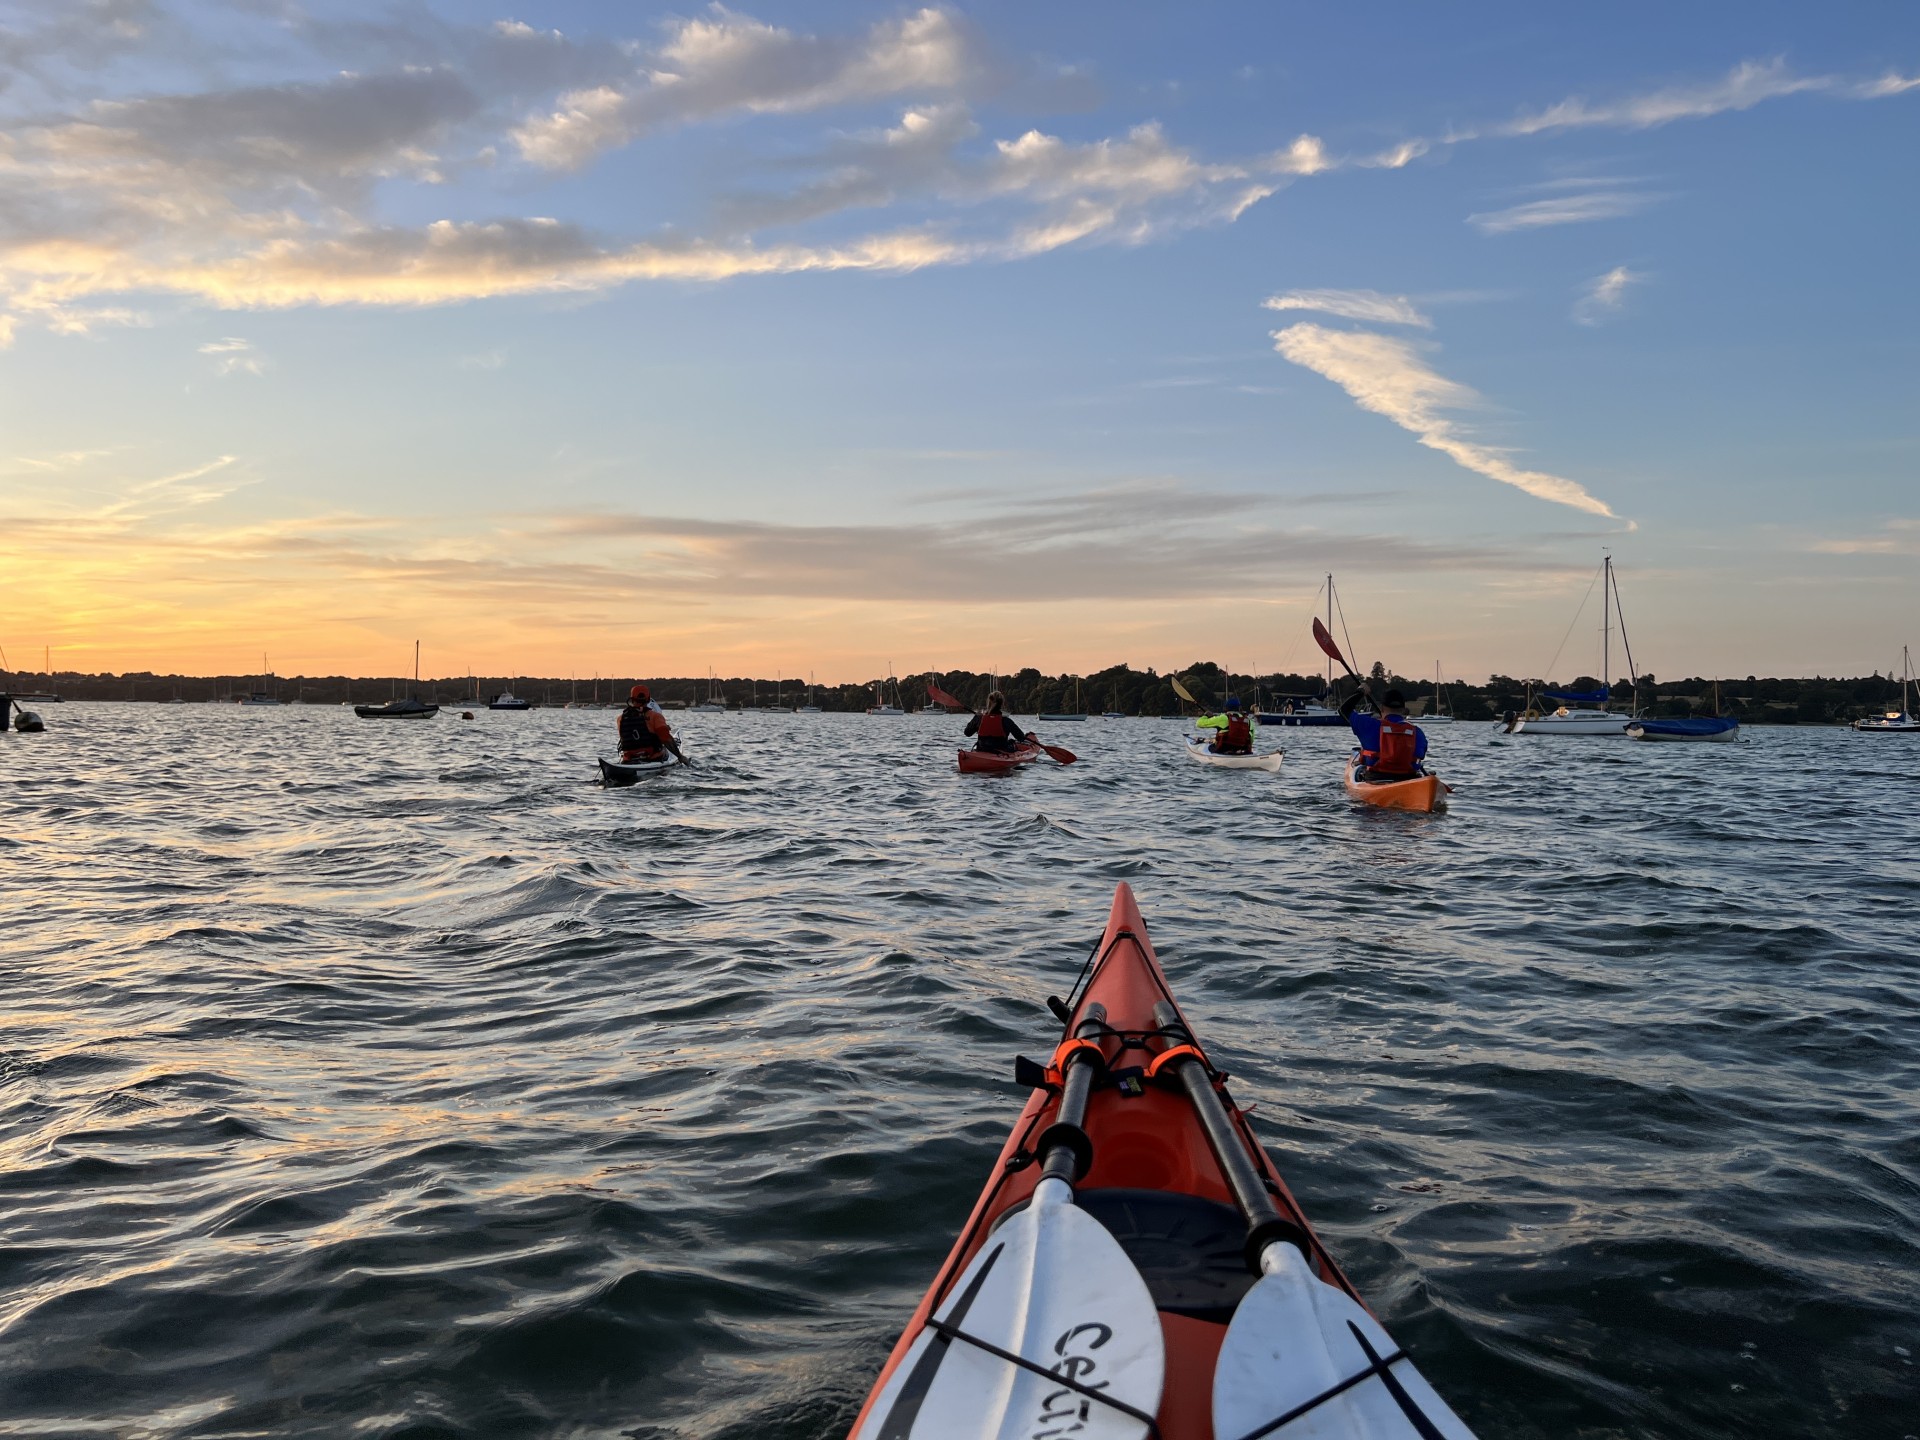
[1512,708,1631,736]
[1185,738,1284,771]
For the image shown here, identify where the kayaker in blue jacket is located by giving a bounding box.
[1340,682,1426,779]
[964,691,1032,754]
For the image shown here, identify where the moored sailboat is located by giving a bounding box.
[1852,647,1920,733]
[1510,556,1638,736]
[355,641,439,719]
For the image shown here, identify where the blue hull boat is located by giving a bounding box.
[1626,717,1739,742]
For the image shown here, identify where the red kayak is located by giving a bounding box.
[957,742,1042,774]
[849,883,1476,1440]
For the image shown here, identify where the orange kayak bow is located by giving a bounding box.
[848,883,1475,1440]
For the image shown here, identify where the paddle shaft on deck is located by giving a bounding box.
[1040,1003,1107,1185]
[1150,1000,1307,1271]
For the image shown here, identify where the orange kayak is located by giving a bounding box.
[1343,754,1447,813]
[848,883,1475,1439]
[957,742,1042,774]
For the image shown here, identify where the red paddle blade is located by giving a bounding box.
[927,682,970,713]
[1040,743,1077,765]
[1311,617,1348,668]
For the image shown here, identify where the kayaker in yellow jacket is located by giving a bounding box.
[1206,696,1256,755]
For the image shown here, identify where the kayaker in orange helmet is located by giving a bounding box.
[1340,681,1426,779]
[963,690,1033,754]
[618,684,684,764]
[1207,695,1255,755]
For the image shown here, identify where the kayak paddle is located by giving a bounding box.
[852,1004,1164,1439]
[927,683,1078,766]
[1146,1002,1475,1440]
[1312,617,1366,686]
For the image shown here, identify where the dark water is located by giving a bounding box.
[2,705,1916,1439]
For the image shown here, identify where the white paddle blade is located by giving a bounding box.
[855,1180,1165,1440]
[1212,1244,1476,1440]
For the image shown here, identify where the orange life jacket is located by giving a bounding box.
[1375,715,1418,774]
[1222,715,1253,749]
[977,712,1008,740]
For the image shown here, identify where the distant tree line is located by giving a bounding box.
[8,663,1914,724]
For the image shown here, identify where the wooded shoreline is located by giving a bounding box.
[7,662,1908,725]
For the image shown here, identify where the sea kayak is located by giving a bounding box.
[957,742,1042,774]
[1342,754,1447,813]
[850,883,1477,1440]
[598,754,680,786]
[1184,737,1284,772]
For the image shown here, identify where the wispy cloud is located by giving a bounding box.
[1270,322,1619,520]
[1469,191,1659,234]
[1810,518,1920,556]
[1573,266,1643,324]
[198,336,266,375]
[1494,58,1830,136]
[1263,289,1431,328]
[511,8,989,170]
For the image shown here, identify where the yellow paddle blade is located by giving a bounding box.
[1171,675,1198,704]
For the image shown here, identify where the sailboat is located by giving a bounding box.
[756,672,793,713]
[1414,662,1455,726]
[1102,682,1126,718]
[1510,556,1638,736]
[9,646,63,705]
[1853,647,1920,733]
[690,669,728,713]
[866,664,906,716]
[240,653,283,705]
[1259,575,1345,725]
[355,641,439,719]
[796,670,822,714]
[1038,675,1089,722]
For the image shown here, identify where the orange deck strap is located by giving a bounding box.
[1143,1041,1207,1082]
[1044,1035,1107,1087]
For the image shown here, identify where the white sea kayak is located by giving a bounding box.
[1185,737,1284,772]
[599,754,682,786]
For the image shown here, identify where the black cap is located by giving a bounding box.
[1382,688,1407,708]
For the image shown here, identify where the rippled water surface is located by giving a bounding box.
[2,705,1916,1439]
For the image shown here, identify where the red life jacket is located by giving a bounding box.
[1376,715,1418,774]
[1222,716,1253,750]
[978,712,1008,740]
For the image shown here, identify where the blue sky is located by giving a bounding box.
[1,1,1914,683]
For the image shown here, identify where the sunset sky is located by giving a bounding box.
[2,1,1915,684]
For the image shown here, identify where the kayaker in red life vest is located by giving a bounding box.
[1339,681,1427,779]
[1208,696,1255,755]
[618,685,685,764]
[964,691,1033,754]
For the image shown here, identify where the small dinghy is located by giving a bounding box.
[1627,717,1740,742]
[1185,737,1284,772]
[599,754,681,786]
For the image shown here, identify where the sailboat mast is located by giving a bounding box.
[1602,556,1611,701]
[1325,573,1333,688]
